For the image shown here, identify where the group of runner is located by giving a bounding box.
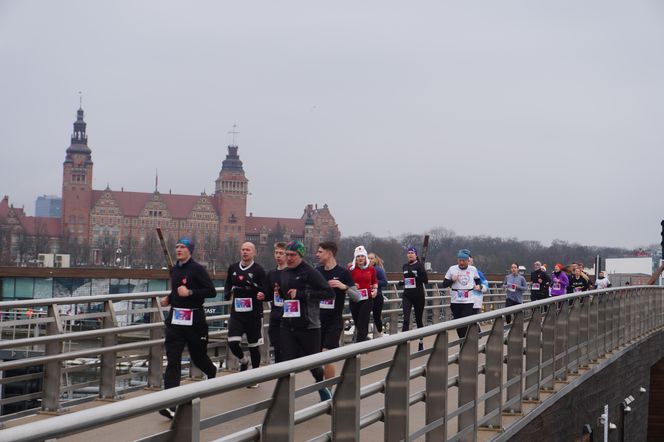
[158,236,613,418]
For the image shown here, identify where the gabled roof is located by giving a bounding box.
[92,190,213,219]
[245,216,305,235]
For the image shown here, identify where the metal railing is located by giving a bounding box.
[0,281,502,417]
[0,285,661,441]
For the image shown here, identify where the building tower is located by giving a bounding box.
[61,106,93,245]
[215,144,248,245]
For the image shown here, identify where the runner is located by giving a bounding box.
[368,252,388,338]
[348,245,378,343]
[550,263,570,297]
[530,261,551,302]
[316,241,358,380]
[160,237,217,419]
[280,240,335,401]
[442,249,482,338]
[264,242,287,363]
[224,242,267,388]
[400,246,428,351]
[468,253,489,314]
[568,266,589,294]
[595,270,612,290]
[503,262,528,324]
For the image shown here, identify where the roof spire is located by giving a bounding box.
[78,90,83,109]
[155,169,159,192]
[228,124,240,146]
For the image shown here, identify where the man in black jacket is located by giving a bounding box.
[280,240,335,401]
[530,261,551,302]
[160,237,217,419]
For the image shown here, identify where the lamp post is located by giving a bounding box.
[115,247,122,267]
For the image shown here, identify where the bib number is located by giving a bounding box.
[320,298,335,309]
[273,291,284,307]
[172,308,193,326]
[508,284,516,292]
[404,277,416,289]
[358,288,369,301]
[553,282,561,291]
[234,297,253,312]
[574,287,583,293]
[531,283,540,290]
[283,300,301,317]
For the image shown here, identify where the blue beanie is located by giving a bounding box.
[177,237,195,254]
[407,246,418,255]
[457,249,470,260]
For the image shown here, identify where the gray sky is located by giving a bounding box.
[1,1,663,249]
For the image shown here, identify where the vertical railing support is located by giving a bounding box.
[578,297,589,368]
[458,324,479,442]
[169,397,201,442]
[540,304,555,391]
[504,311,523,414]
[384,343,410,442]
[389,283,400,336]
[524,308,541,401]
[425,331,448,441]
[483,318,504,429]
[588,294,599,362]
[432,283,442,324]
[42,304,64,412]
[262,374,295,441]
[99,299,119,399]
[147,296,165,389]
[567,300,579,374]
[554,302,569,382]
[332,355,361,441]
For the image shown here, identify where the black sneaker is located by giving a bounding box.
[418,340,424,352]
[158,408,175,420]
[240,361,249,372]
[246,383,260,389]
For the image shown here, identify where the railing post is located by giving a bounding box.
[458,324,479,442]
[425,331,448,441]
[524,308,541,401]
[540,303,555,391]
[578,297,589,368]
[389,283,400,336]
[598,292,607,356]
[42,304,64,413]
[567,300,579,374]
[554,301,568,382]
[610,292,619,350]
[504,311,523,414]
[588,294,599,362]
[260,309,270,364]
[99,299,119,400]
[482,318,504,429]
[332,355,361,441]
[384,342,410,442]
[432,283,442,324]
[170,397,201,442]
[147,296,164,389]
[262,374,295,441]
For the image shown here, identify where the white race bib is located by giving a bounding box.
[508,283,516,292]
[171,308,193,326]
[574,287,583,293]
[358,288,369,301]
[283,300,301,317]
[234,297,253,312]
[404,277,416,289]
[320,298,335,309]
[531,283,540,290]
[273,291,284,307]
[552,282,561,291]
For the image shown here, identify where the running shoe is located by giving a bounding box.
[158,408,175,420]
[318,387,332,402]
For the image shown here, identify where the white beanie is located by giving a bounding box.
[350,245,369,270]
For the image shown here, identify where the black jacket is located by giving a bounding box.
[279,261,335,330]
[400,260,428,298]
[166,258,216,325]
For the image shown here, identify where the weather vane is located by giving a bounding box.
[228,124,240,145]
[78,91,83,108]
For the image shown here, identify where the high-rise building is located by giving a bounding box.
[35,195,62,218]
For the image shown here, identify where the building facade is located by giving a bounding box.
[0,107,340,266]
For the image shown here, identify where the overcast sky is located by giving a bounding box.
[1,1,663,249]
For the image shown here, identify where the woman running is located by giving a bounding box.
[401,246,428,350]
[368,252,388,337]
[348,246,377,342]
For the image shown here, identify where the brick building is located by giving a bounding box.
[0,107,340,266]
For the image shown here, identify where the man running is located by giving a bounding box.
[316,241,358,380]
[280,240,335,401]
[264,242,287,363]
[530,261,551,302]
[224,242,266,387]
[442,249,482,338]
[160,237,217,419]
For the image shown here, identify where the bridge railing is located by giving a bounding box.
[0,285,662,441]
[0,280,504,417]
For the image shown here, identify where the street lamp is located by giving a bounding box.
[115,247,122,266]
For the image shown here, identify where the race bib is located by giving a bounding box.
[359,288,369,301]
[552,282,561,291]
[404,277,416,289]
[171,308,193,326]
[574,287,583,293]
[472,290,483,309]
[234,297,253,312]
[273,290,284,307]
[283,300,301,317]
[531,283,540,290]
[320,298,335,309]
[455,289,469,301]
[508,283,516,292]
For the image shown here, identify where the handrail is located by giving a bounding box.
[0,285,661,441]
